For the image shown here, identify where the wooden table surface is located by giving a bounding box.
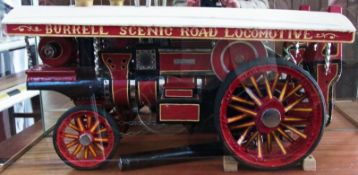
[335,100,358,128]
[1,108,357,175]
[0,121,43,161]
[0,72,26,92]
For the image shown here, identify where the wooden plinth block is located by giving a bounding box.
[303,155,316,171]
[223,156,238,172]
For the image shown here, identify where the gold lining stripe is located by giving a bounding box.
[164,89,193,98]
[316,63,339,111]
[154,82,158,104]
[137,81,142,105]
[101,53,131,106]
[6,32,355,43]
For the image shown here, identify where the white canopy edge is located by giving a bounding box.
[0,83,39,112]
[2,6,356,33]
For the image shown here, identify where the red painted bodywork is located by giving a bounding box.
[303,42,342,118]
[159,52,212,74]
[305,43,342,62]
[102,53,131,107]
[137,80,157,106]
[299,5,311,11]
[165,89,193,98]
[26,66,77,82]
[165,77,196,89]
[38,37,76,67]
[328,5,343,13]
[316,63,340,115]
[211,40,268,80]
[159,103,200,122]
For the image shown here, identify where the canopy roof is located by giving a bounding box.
[3,6,356,43]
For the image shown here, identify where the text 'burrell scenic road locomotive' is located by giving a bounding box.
[2,0,356,171]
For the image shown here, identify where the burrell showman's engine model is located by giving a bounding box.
[2,0,356,171]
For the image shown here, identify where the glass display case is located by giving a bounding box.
[0,0,358,174]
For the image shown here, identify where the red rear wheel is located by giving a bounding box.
[53,106,120,169]
[216,58,326,169]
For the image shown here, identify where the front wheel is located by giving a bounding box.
[215,58,326,170]
[53,106,120,170]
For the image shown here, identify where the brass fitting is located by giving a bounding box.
[110,0,125,6]
[75,0,94,6]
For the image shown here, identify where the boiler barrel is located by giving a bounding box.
[27,80,104,98]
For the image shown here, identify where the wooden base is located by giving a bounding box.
[0,121,44,173]
[335,100,358,128]
[223,155,316,172]
[1,109,357,175]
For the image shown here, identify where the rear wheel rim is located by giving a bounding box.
[219,63,324,168]
[56,109,116,168]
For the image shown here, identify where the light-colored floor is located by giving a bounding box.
[41,91,74,131]
[335,100,358,128]
[1,108,358,175]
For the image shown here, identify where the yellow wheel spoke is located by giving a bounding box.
[266,133,272,152]
[229,105,257,117]
[281,123,307,139]
[72,144,83,156]
[228,114,249,124]
[87,115,92,130]
[284,117,306,122]
[279,78,289,102]
[250,76,263,98]
[257,134,263,158]
[242,84,262,106]
[284,96,306,112]
[64,133,79,139]
[230,121,255,130]
[90,121,100,133]
[277,127,294,142]
[290,108,312,112]
[271,73,280,93]
[88,144,97,157]
[76,117,85,132]
[264,74,273,99]
[69,123,80,132]
[244,131,258,147]
[97,128,108,134]
[84,147,89,159]
[66,140,78,149]
[272,131,287,155]
[94,137,109,143]
[237,127,251,145]
[231,96,255,106]
[283,84,303,101]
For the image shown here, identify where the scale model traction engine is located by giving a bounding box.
[2,3,356,170]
